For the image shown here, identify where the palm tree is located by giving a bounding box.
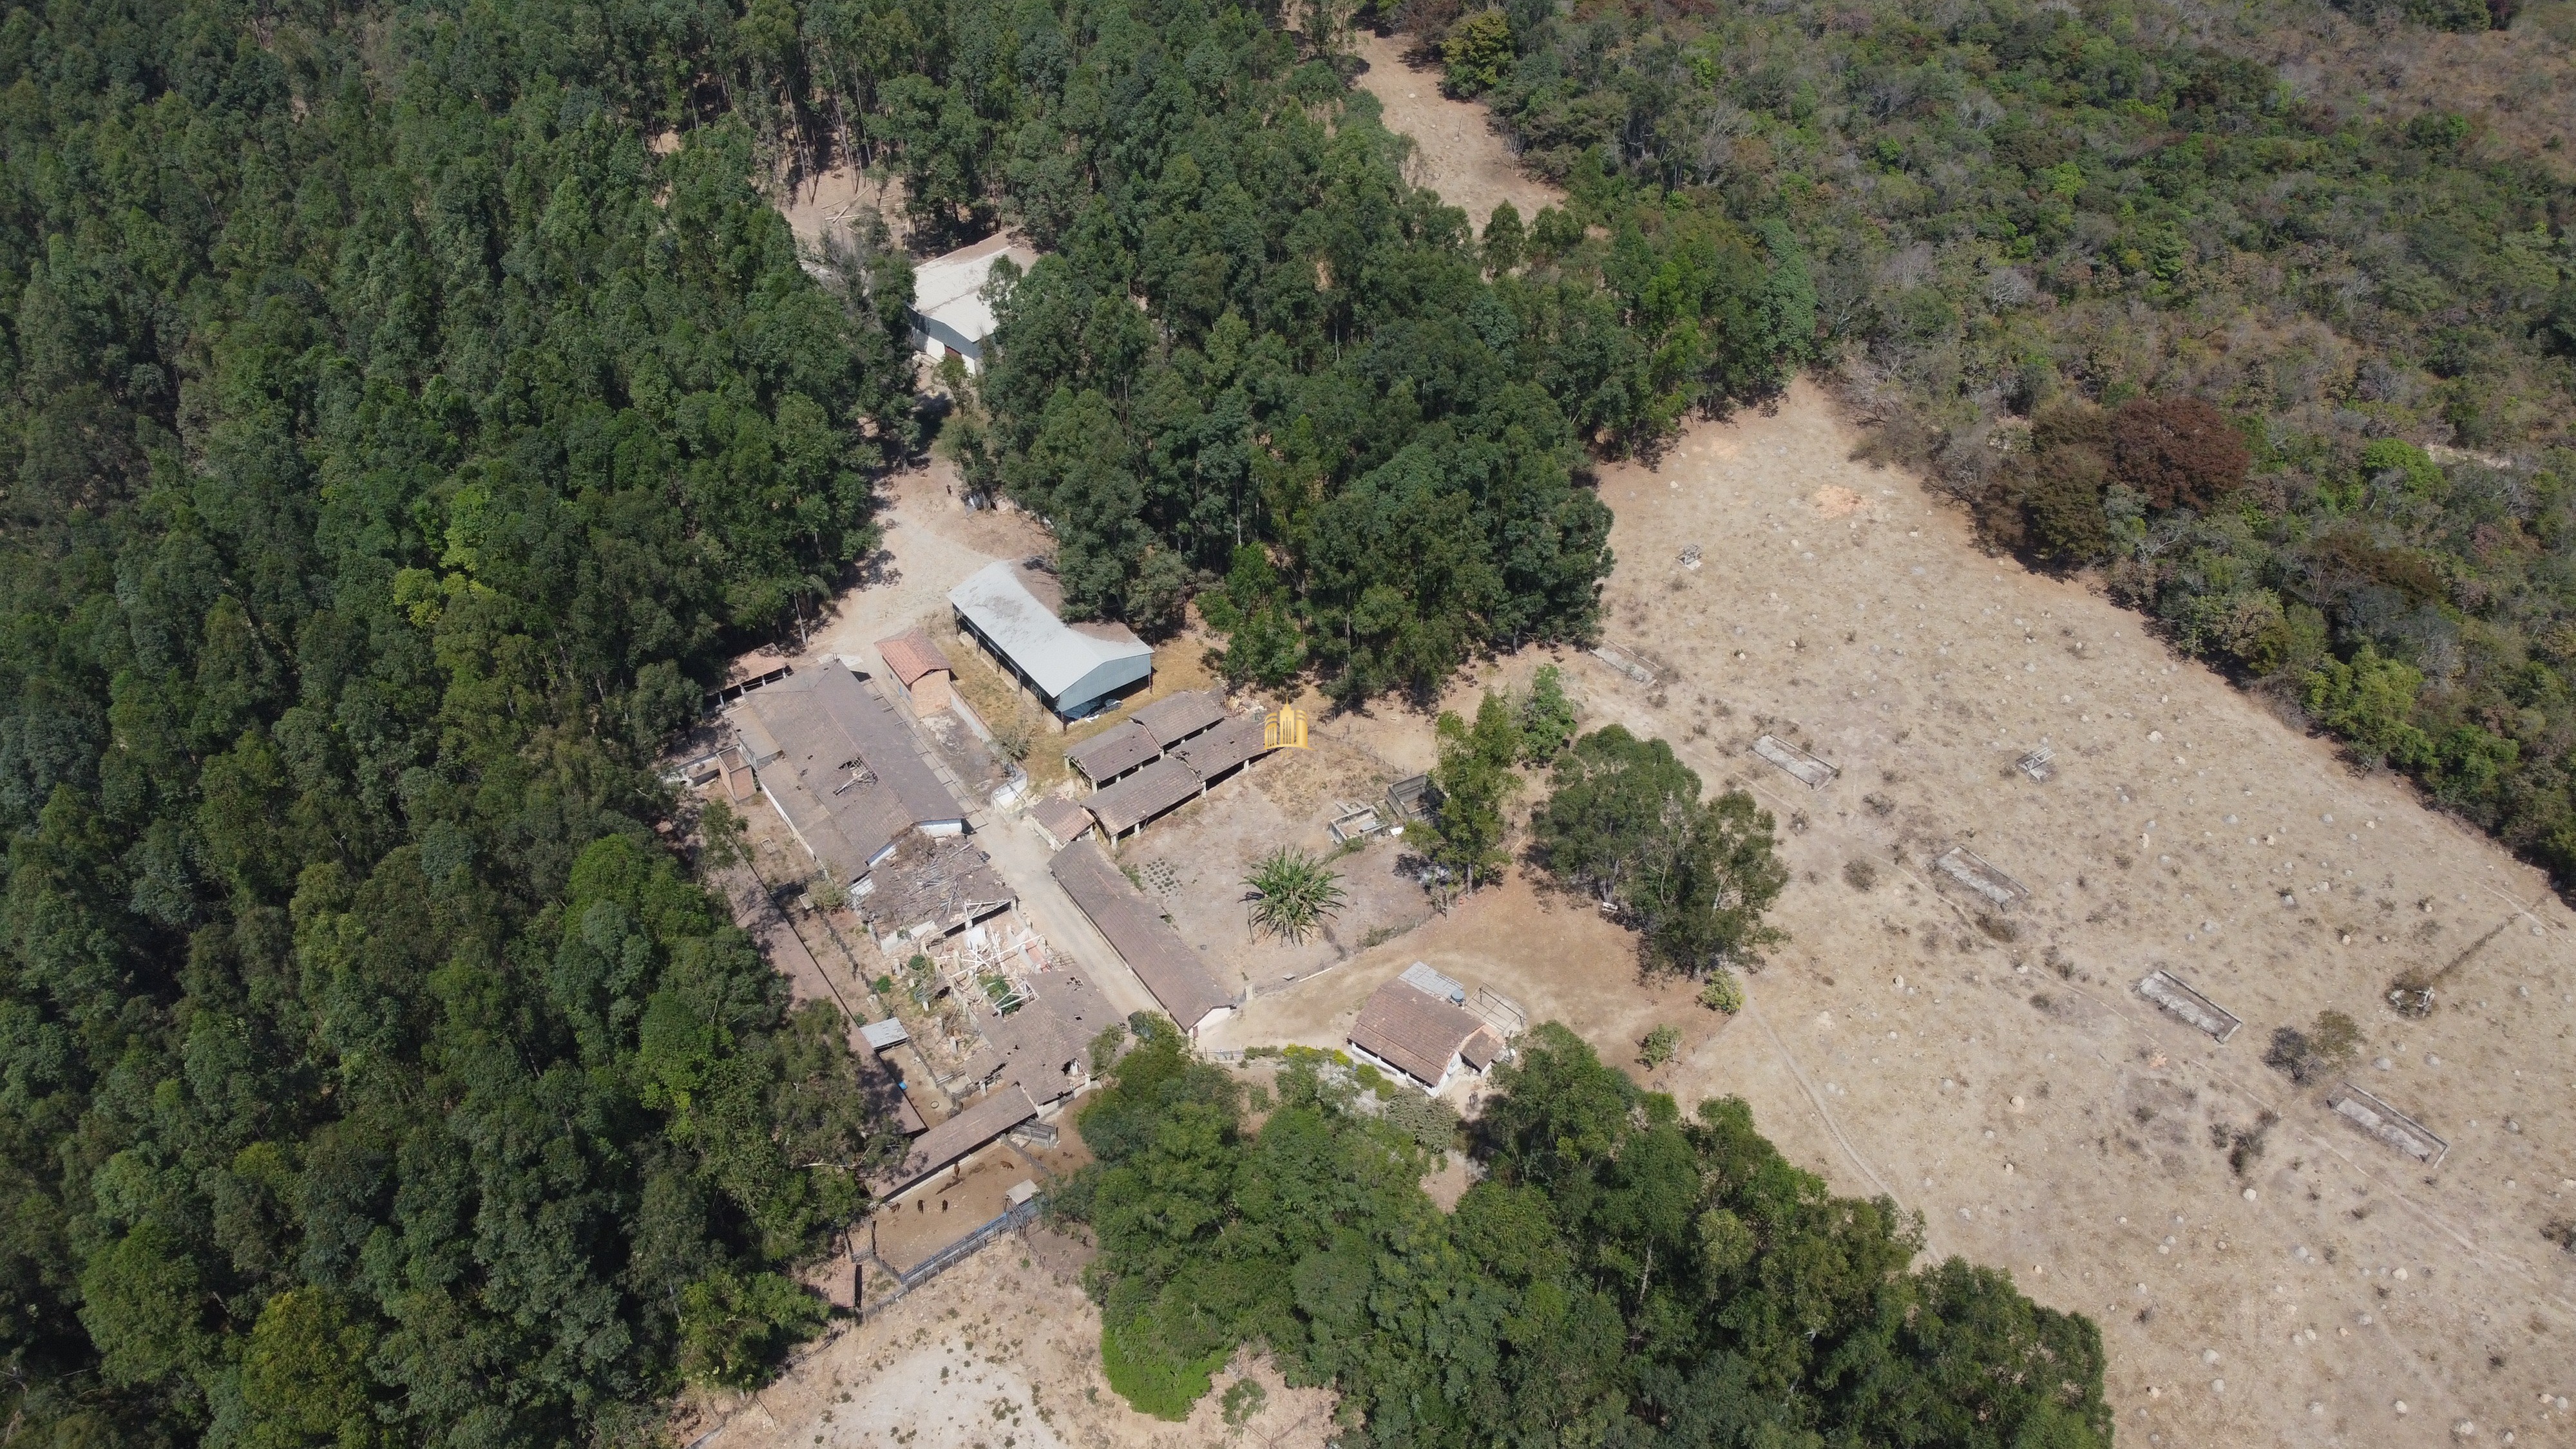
[1243,846,1348,945]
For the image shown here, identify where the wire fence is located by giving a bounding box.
[857,1195,1045,1322]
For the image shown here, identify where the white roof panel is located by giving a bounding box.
[910,233,1042,344]
[949,562,1150,705]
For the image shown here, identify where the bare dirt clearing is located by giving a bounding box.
[1350,33,1561,234]
[1216,388,2576,1446]
[693,1246,1334,1449]
[1368,381,2571,1449]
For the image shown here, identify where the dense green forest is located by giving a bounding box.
[0,0,921,1441]
[1406,0,2576,882]
[1059,1019,2110,1446]
[932,0,1818,698]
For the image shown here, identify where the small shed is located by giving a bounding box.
[1085,757,1203,840]
[1065,722,1160,790]
[1348,969,1496,1094]
[1167,712,1272,786]
[949,562,1153,723]
[875,629,955,714]
[908,232,1042,373]
[1130,690,1227,750]
[1028,795,1096,851]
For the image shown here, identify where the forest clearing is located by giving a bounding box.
[10,0,2574,1435]
[718,98,2576,1449]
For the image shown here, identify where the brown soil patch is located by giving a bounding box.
[1350,32,1563,233]
[774,162,904,255]
[688,1247,1335,1449]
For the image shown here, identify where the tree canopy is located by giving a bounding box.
[0,0,913,1441]
[1531,724,1787,975]
[1058,1019,2112,1446]
[1399,0,2576,887]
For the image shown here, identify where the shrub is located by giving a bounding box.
[1639,1023,1682,1067]
[2109,397,2249,511]
[1443,10,1513,95]
[1244,846,1348,944]
[1697,972,1744,1014]
[1101,1320,1225,1421]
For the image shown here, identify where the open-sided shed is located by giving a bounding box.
[949,562,1152,722]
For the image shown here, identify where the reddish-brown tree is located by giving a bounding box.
[2110,396,2251,510]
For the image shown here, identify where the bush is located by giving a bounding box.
[1443,10,1513,95]
[1639,1023,1682,1067]
[2108,397,2249,511]
[1244,846,1348,944]
[1382,1092,1463,1153]
[1101,1320,1225,1421]
[1697,972,1745,1014]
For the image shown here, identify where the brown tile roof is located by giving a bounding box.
[859,835,1013,942]
[1349,980,1485,1089]
[729,663,964,880]
[875,629,953,687]
[1083,757,1202,837]
[1065,722,1159,786]
[875,1084,1037,1197]
[1049,839,1232,1032]
[1460,1024,1505,1069]
[1168,711,1272,780]
[1029,796,1094,849]
[1131,690,1227,748]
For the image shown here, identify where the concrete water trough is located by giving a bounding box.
[1933,846,2030,911]
[2325,1083,2448,1167]
[1753,735,1838,790]
[2136,969,2241,1042]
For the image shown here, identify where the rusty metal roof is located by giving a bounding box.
[875,629,954,687]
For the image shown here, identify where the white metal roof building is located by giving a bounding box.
[948,562,1152,721]
[909,232,1042,372]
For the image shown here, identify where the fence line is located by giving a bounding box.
[857,1195,1044,1322]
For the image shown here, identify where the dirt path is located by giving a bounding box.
[1350,32,1561,233]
